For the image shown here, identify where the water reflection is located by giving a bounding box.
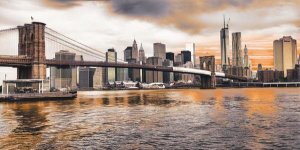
[0,88,299,149]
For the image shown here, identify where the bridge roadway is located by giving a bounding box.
[0,55,249,81]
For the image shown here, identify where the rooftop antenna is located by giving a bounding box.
[227,18,230,28]
[223,14,226,29]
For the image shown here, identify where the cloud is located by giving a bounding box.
[39,0,300,34]
[110,0,170,17]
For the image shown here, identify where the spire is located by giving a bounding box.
[139,43,144,51]
[133,38,136,44]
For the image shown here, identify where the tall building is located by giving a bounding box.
[175,53,182,64]
[139,44,146,63]
[105,48,117,82]
[181,50,191,64]
[244,45,249,68]
[124,46,132,61]
[124,45,140,82]
[232,32,243,67]
[185,43,196,66]
[154,43,166,60]
[220,18,230,67]
[132,39,139,61]
[50,50,77,90]
[273,36,297,77]
[166,52,174,62]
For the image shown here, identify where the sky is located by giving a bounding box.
[0,0,300,82]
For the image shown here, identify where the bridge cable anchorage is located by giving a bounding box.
[45,27,125,63]
[45,36,104,60]
[45,31,122,63]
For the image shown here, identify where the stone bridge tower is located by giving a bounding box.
[17,22,46,79]
[199,56,216,89]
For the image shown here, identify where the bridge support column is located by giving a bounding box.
[200,74,216,89]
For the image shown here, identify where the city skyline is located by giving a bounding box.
[0,0,300,82]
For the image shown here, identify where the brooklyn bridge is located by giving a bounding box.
[0,22,249,89]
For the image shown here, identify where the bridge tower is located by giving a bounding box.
[17,22,46,79]
[199,56,216,89]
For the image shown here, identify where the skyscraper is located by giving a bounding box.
[232,32,243,67]
[105,48,117,82]
[185,43,196,66]
[139,44,146,63]
[244,45,249,68]
[124,46,132,61]
[154,43,166,60]
[220,18,229,67]
[166,52,174,62]
[273,36,297,77]
[181,50,192,64]
[132,39,139,61]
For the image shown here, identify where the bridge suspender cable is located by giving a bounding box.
[45,36,104,60]
[45,32,106,60]
[45,27,125,62]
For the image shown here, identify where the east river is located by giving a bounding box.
[0,88,299,149]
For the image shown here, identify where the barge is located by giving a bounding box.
[0,92,77,102]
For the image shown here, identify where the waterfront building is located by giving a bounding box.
[185,43,196,66]
[181,50,192,64]
[93,67,105,89]
[232,32,243,67]
[220,19,230,67]
[50,50,77,90]
[139,44,146,63]
[257,69,285,82]
[105,48,117,83]
[163,59,174,83]
[166,52,175,62]
[154,43,166,60]
[145,57,163,83]
[79,67,96,89]
[257,69,274,82]
[273,36,297,77]
[287,64,300,82]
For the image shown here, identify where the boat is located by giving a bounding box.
[0,92,77,102]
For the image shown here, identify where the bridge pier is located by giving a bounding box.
[200,74,216,89]
[199,56,216,89]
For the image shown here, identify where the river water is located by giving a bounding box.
[0,88,299,149]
